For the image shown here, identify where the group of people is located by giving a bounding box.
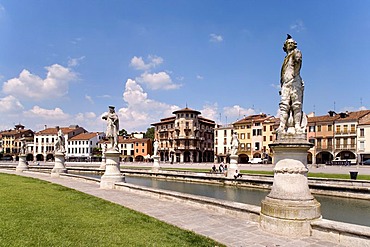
[211,162,227,173]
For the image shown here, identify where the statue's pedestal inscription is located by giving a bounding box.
[260,138,321,236]
[227,155,239,179]
[16,154,28,172]
[152,155,160,172]
[100,149,125,189]
[51,152,67,177]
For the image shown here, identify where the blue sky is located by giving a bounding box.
[1,1,370,133]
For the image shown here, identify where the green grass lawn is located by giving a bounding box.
[0,173,223,247]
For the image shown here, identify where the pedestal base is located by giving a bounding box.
[152,155,160,172]
[51,152,67,177]
[227,155,239,178]
[100,149,125,189]
[260,139,321,236]
[99,156,106,170]
[16,155,28,172]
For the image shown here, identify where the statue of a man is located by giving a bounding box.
[153,139,159,156]
[230,131,239,155]
[276,34,306,134]
[54,126,65,153]
[20,137,27,155]
[102,106,119,150]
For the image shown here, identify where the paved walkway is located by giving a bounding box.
[1,169,344,247]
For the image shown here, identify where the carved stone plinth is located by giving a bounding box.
[51,152,67,177]
[100,149,125,189]
[260,138,321,236]
[99,156,106,170]
[152,155,160,172]
[227,155,239,178]
[16,155,28,173]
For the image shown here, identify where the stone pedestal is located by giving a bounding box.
[51,152,67,177]
[99,155,106,170]
[16,154,28,172]
[100,149,125,189]
[227,155,239,178]
[152,155,160,172]
[260,138,321,236]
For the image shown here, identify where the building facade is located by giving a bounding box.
[34,125,86,161]
[67,132,105,161]
[232,114,277,163]
[0,124,34,161]
[152,107,215,163]
[214,124,234,163]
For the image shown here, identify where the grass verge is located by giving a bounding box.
[0,173,223,247]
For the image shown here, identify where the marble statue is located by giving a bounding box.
[102,106,119,150]
[54,126,65,153]
[230,131,239,155]
[20,137,27,155]
[153,139,159,156]
[276,34,306,135]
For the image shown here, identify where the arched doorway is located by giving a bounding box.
[46,154,54,162]
[316,151,333,164]
[253,153,262,158]
[26,154,34,161]
[335,151,356,160]
[307,152,313,164]
[184,151,191,162]
[238,154,249,164]
[36,154,44,161]
[135,155,144,162]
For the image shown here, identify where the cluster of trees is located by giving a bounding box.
[118,127,154,140]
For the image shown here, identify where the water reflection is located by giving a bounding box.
[125,176,370,227]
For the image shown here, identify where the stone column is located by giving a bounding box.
[16,154,28,172]
[100,149,125,189]
[152,155,160,172]
[227,154,239,179]
[51,152,67,177]
[260,138,321,236]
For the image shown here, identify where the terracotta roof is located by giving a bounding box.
[0,129,33,136]
[233,114,274,125]
[172,107,201,115]
[198,116,216,125]
[36,126,85,135]
[69,132,103,140]
[152,116,176,126]
[307,114,340,123]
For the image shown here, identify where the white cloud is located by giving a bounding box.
[222,105,256,122]
[136,71,181,90]
[24,106,70,120]
[118,79,179,131]
[0,95,24,113]
[2,64,77,101]
[196,75,204,80]
[68,56,85,67]
[130,55,163,71]
[85,95,94,104]
[210,33,223,42]
[200,103,218,121]
[290,20,305,33]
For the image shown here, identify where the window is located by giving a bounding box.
[336,125,340,133]
[317,125,321,132]
[309,126,315,132]
[351,124,356,133]
[263,136,266,141]
[136,149,138,153]
[255,142,260,151]
[263,126,266,132]
[270,136,273,141]
[142,143,144,146]
[224,130,227,135]
[360,128,365,137]
[247,133,251,139]
[142,149,144,153]
[252,129,262,136]
[328,125,332,131]
[343,125,348,133]
[241,133,245,139]
[360,141,365,151]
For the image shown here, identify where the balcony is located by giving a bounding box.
[334,144,356,151]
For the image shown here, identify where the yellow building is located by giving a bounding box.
[232,114,277,163]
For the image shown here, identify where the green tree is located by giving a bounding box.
[119,129,128,136]
[144,127,155,140]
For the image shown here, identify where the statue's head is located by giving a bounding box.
[109,105,115,113]
[283,34,297,53]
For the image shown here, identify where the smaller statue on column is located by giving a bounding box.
[102,106,119,151]
[230,131,239,155]
[54,126,65,153]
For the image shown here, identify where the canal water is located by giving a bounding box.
[125,176,370,227]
